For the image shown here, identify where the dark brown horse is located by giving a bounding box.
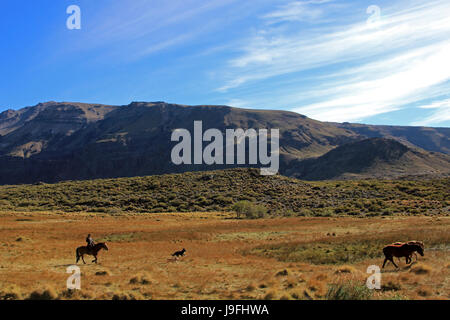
[393,241,424,264]
[408,241,424,263]
[76,242,109,264]
[382,242,424,268]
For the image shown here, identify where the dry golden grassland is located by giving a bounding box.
[0,212,448,300]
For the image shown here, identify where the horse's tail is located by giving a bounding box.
[76,247,80,263]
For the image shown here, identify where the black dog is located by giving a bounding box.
[172,248,186,257]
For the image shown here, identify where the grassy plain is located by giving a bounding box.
[0,212,448,300]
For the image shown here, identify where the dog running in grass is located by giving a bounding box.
[172,248,186,257]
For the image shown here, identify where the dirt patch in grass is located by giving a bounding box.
[214,231,292,242]
[97,233,144,243]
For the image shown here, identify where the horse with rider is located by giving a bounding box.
[76,234,109,264]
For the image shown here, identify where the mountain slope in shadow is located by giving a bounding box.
[284,138,450,180]
[334,122,450,155]
[0,101,449,184]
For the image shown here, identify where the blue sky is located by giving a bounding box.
[1,0,449,127]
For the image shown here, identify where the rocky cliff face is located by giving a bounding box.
[0,101,448,184]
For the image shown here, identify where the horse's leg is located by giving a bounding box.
[82,254,86,264]
[92,254,97,264]
[382,257,388,268]
[390,257,398,268]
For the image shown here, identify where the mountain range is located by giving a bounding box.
[0,101,448,184]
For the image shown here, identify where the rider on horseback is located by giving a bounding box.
[86,234,95,251]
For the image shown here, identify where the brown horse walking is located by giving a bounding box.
[382,242,424,268]
[76,242,109,264]
[392,241,424,264]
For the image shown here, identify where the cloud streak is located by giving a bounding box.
[67,0,245,60]
[217,0,450,124]
[411,98,450,126]
[261,0,334,24]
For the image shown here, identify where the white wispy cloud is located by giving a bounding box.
[261,0,334,24]
[411,98,450,126]
[218,0,450,124]
[67,0,245,59]
[295,42,450,121]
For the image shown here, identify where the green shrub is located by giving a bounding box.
[326,282,373,300]
[0,168,447,217]
[232,201,267,219]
